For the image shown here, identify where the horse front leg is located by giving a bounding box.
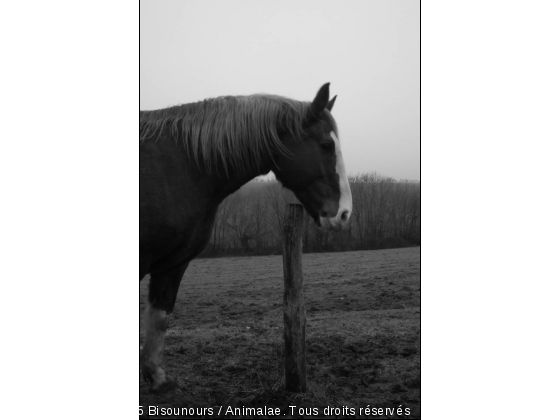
[140,263,187,393]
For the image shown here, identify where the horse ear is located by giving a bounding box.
[326,95,337,111]
[309,83,330,118]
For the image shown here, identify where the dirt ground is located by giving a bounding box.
[140,247,420,419]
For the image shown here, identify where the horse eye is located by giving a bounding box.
[320,142,335,153]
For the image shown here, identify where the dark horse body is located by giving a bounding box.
[140,83,351,391]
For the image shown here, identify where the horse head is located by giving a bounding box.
[272,83,352,231]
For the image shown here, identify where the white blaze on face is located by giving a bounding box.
[320,131,352,230]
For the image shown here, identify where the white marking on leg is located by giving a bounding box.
[141,302,169,386]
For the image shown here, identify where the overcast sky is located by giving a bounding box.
[141,0,419,181]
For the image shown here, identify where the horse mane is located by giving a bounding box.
[140,94,331,175]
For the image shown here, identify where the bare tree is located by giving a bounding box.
[204,172,419,256]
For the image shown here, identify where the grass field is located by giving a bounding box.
[140,247,420,419]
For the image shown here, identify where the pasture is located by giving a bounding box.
[140,247,420,418]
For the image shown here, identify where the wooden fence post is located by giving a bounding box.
[282,203,307,392]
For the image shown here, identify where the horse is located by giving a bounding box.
[140,83,352,392]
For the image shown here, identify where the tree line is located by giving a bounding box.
[201,172,420,257]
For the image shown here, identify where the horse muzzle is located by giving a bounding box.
[318,207,351,231]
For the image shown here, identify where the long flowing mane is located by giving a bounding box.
[140,94,327,174]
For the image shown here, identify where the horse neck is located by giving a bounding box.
[206,159,272,204]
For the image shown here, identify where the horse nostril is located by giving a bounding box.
[340,210,349,222]
[320,211,328,218]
